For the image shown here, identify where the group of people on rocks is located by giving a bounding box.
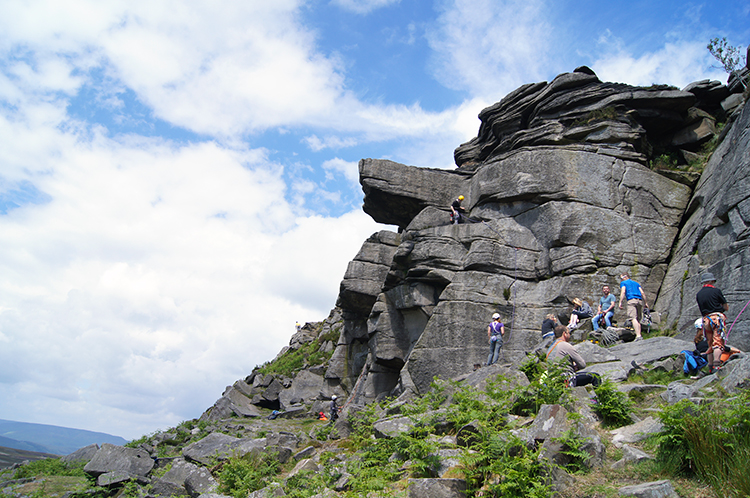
[484,270,738,384]
[457,194,740,381]
[561,273,650,340]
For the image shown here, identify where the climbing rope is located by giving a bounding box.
[599,328,620,347]
[727,297,750,339]
[458,215,520,351]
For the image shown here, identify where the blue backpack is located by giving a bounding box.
[682,350,708,374]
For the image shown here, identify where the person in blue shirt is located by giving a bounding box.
[618,273,649,341]
[593,285,616,330]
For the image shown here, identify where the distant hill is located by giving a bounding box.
[0,419,128,456]
[0,445,59,469]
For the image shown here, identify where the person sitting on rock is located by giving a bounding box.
[568,298,593,329]
[450,195,465,224]
[593,285,616,330]
[546,325,600,387]
[541,313,558,339]
[487,312,505,365]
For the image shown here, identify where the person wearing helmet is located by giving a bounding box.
[329,395,339,422]
[451,195,466,224]
[487,312,505,365]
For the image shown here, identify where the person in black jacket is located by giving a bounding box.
[450,195,465,224]
[696,272,729,373]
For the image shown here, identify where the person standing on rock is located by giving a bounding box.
[487,313,505,365]
[593,285,616,331]
[618,273,649,341]
[451,195,465,224]
[696,272,729,373]
[329,395,339,422]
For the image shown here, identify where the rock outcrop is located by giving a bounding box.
[5,66,750,498]
[327,68,749,406]
[191,67,748,426]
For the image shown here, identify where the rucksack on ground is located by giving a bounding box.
[682,350,708,374]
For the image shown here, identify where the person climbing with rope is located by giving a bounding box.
[450,195,465,224]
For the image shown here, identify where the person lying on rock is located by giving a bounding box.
[546,325,600,387]
[568,298,593,329]
[450,195,465,224]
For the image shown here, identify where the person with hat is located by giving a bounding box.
[568,298,593,329]
[618,273,649,341]
[451,195,466,224]
[329,395,339,422]
[696,272,729,373]
[486,312,505,365]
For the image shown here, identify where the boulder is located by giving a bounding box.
[185,466,220,497]
[359,159,469,229]
[618,479,678,498]
[286,458,319,478]
[610,417,664,448]
[84,443,154,478]
[406,478,467,498]
[61,444,99,464]
[611,444,654,470]
[719,354,750,393]
[278,369,326,410]
[182,433,267,466]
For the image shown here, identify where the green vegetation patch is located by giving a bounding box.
[256,322,338,377]
[654,389,750,498]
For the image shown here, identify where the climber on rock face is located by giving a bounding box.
[450,195,465,224]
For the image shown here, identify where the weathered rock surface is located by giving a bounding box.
[182,433,272,466]
[83,443,154,478]
[656,96,750,350]
[327,70,749,406]
[618,479,679,498]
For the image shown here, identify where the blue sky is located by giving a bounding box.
[0,0,747,441]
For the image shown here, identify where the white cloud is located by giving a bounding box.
[330,0,401,15]
[426,0,551,100]
[0,98,379,438]
[593,40,729,88]
[303,134,360,152]
[322,157,360,184]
